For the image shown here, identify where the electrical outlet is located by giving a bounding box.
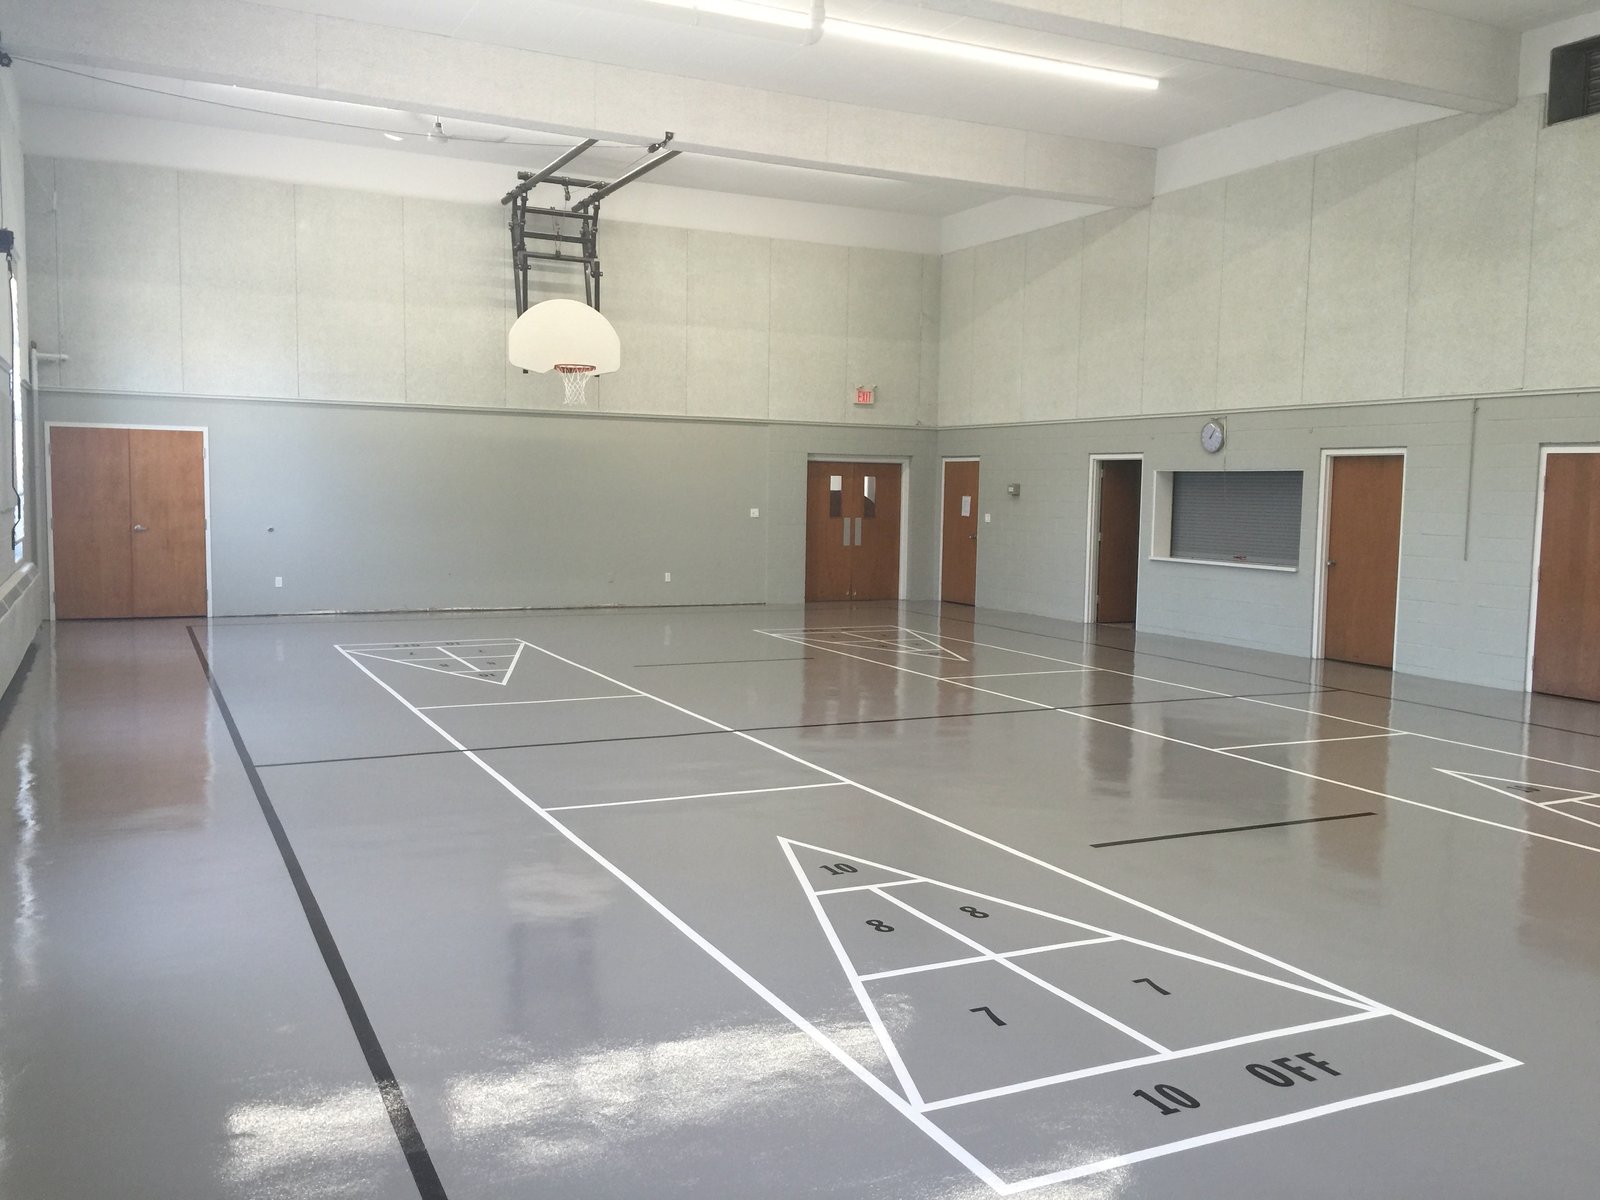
[274,576,283,587]
[984,514,992,523]
[750,508,760,518]
[664,572,671,582]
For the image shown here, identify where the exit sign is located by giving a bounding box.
[854,385,876,407]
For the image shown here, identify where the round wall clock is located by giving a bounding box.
[1200,420,1226,454]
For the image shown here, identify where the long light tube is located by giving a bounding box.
[823,20,1159,90]
[632,0,1160,91]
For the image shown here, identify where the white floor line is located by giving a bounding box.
[339,638,520,649]
[1436,770,1600,832]
[812,846,1363,1011]
[917,629,1235,698]
[418,694,639,711]
[874,888,1170,1054]
[1237,693,1600,777]
[343,634,1520,1192]
[338,647,1002,1192]
[779,842,928,1106]
[545,781,848,813]
[1546,796,1600,809]
[1218,731,1407,751]
[995,1060,1517,1195]
[944,669,1091,680]
[858,936,1119,982]
[921,1009,1388,1113]
[439,646,484,671]
[1064,707,1600,858]
[815,878,924,896]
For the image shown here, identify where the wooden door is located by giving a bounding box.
[805,461,902,602]
[130,430,207,617]
[1095,460,1141,623]
[806,462,853,602]
[50,427,134,619]
[1323,455,1403,668]
[852,464,903,601]
[50,427,207,619]
[941,460,979,605]
[1532,453,1600,701]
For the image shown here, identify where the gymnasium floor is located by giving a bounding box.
[2,603,1599,1198]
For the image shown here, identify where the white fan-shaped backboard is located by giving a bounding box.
[508,299,621,374]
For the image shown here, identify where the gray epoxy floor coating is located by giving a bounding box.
[2,603,1599,1197]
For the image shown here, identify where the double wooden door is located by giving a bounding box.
[1323,454,1404,668]
[805,461,902,602]
[941,460,979,606]
[50,426,208,619]
[1532,452,1600,701]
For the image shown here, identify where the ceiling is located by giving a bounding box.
[217,0,1333,148]
[1413,0,1597,28]
[14,60,1002,215]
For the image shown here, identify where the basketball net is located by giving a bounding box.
[555,363,595,407]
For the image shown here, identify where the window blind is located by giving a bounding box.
[1170,471,1303,567]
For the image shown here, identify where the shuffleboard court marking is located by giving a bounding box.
[858,937,1119,982]
[1435,769,1600,831]
[337,642,1003,1190]
[1217,732,1407,751]
[764,625,1600,856]
[783,839,1367,1010]
[339,634,1519,1193]
[349,641,525,686]
[416,694,640,711]
[945,669,1092,680]
[870,887,1171,1054]
[921,1011,1390,1113]
[544,781,848,813]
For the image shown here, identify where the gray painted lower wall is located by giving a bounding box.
[939,393,1600,692]
[40,392,939,617]
[0,567,45,693]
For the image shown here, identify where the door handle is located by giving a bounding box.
[969,534,977,541]
[1326,559,1335,567]
[133,524,148,533]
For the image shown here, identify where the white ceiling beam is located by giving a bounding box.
[0,0,1157,207]
[903,0,1520,114]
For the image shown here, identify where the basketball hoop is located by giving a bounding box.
[508,299,621,410]
[554,363,596,407]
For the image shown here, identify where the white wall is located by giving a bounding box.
[26,156,940,427]
[942,96,1600,426]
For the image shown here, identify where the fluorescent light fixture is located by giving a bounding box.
[824,20,1159,90]
[630,1,1159,90]
[641,0,813,30]
[383,132,404,141]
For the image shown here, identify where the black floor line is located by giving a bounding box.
[253,687,1328,772]
[903,602,1600,743]
[186,628,449,1200]
[633,656,813,668]
[1091,811,1378,849]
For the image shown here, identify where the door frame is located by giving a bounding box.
[937,456,979,606]
[45,422,213,622]
[1083,453,1143,624]
[805,453,911,601]
[1525,444,1600,692]
[1311,447,1406,663]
